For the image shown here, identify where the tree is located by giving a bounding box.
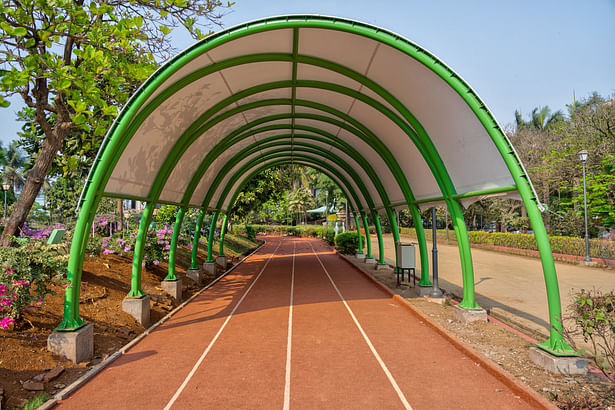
[1,141,25,191]
[288,186,315,224]
[0,0,232,244]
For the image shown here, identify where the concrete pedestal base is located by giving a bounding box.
[529,347,588,375]
[47,324,93,364]
[162,279,182,302]
[203,262,217,277]
[187,268,204,286]
[375,263,390,271]
[416,285,433,296]
[122,295,150,326]
[355,253,365,260]
[363,257,376,265]
[453,305,487,324]
[216,256,228,270]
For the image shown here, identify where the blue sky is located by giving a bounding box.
[1,0,613,145]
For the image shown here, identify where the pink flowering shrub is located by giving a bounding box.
[21,222,67,240]
[0,240,67,329]
[94,225,187,268]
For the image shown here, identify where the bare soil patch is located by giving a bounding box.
[0,236,257,409]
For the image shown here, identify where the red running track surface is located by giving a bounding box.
[57,236,549,409]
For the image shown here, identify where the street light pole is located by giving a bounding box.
[1,183,10,220]
[579,150,592,262]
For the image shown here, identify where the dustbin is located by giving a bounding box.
[395,242,416,285]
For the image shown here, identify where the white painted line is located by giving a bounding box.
[308,241,413,410]
[164,240,283,410]
[283,239,296,410]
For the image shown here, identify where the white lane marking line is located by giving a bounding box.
[283,239,296,410]
[164,240,283,410]
[308,241,413,410]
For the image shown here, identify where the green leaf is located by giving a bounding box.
[13,27,27,36]
[0,97,10,108]
[160,25,171,35]
[101,105,118,116]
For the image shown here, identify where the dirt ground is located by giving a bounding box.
[0,238,253,409]
[349,255,615,409]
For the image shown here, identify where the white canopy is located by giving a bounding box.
[97,15,538,214]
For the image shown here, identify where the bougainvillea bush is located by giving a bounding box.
[97,225,188,268]
[0,240,67,329]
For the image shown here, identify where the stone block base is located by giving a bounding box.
[529,347,588,375]
[453,305,487,324]
[162,279,182,302]
[364,257,376,265]
[375,263,390,271]
[203,262,217,277]
[416,285,433,296]
[47,324,93,364]
[216,256,228,270]
[122,295,150,326]
[355,253,365,260]
[187,268,204,286]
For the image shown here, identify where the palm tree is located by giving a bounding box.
[515,106,565,131]
[2,141,26,192]
[288,186,315,224]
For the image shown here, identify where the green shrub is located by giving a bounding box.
[0,240,67,328]
[334,232,365,255]
[562,289,615,382]
[245,225,256,241]
[325,229,335,245]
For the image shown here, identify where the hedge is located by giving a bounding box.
[399,227,615,260]
[234,224,336,245]
[234,224,615,260]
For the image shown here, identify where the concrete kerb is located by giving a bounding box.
[336,251,557,410]
[40,241,266,409]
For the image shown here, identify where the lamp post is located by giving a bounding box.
[579,150,592,262]
[325,191,329,234]
[1,182,10,219]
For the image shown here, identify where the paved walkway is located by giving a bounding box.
[57,236,546,409]
[370,233,615,334]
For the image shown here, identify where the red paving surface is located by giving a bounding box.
[57,236,548,409]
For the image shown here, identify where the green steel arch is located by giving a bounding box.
[56,15,573,357]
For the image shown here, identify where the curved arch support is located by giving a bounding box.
[354,214,363,255]
[373,213,386,266]
[219,213,228,257]
[361,213,372,259]
[190,209,205,270]
[206,211,219,263]
[165,207,186,282]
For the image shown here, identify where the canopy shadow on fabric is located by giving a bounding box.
[58,15,573,356]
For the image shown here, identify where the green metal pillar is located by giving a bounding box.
[205,211,219,263]
[385,207,400,272]
[190,209,205,269]
[529,204,575,355]
[448,200,480,310]
[165,207,186,281]
[219,213,228,257]
[354,214,363,254]
[373,212,386,265]
[361,213,372,259]
[409,204,431,286]
[127,202,154,299]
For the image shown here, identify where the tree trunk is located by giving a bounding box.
[1,127,68,246]
[116,199,124,234]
